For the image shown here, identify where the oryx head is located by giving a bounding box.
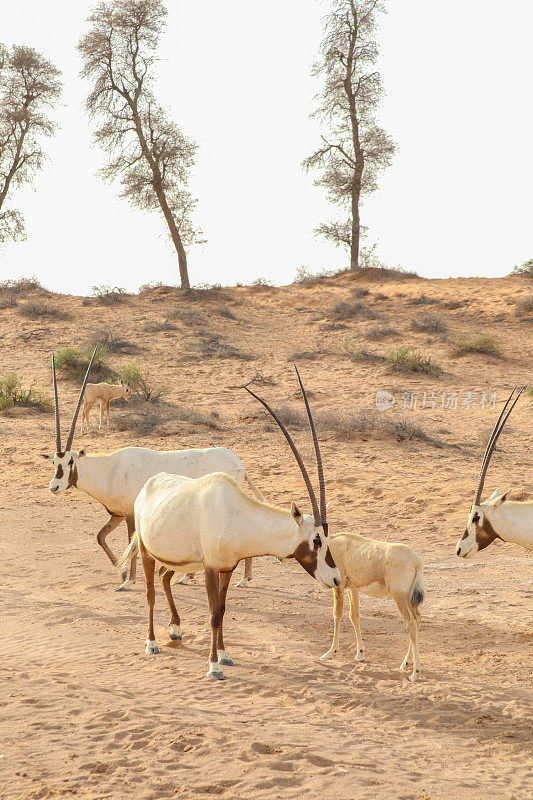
[118,379,131,399]
[245,366,341,590]
[456,387,524,558]
[39,347,98,494]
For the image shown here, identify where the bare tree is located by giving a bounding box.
[304,0,395,271]
[78,0,201,289]
[0,45,61,246]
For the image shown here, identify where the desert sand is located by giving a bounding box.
[0,272,531,800]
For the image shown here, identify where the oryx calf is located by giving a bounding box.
[81,380,131,433]
[320,533,425,682]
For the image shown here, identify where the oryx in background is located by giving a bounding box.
[40,349,262,590]
[456,387,533,557]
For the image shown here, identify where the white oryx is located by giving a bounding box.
[40,349,260,590]
[320,533,425,682]
[119,367,341,680]
[456,387,533,557]
[81,380,131,433]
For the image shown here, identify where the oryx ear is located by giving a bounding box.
[38,452,55,460]
[291,501,304,526]
[488,488,501,500]
[490,487,512,507]
[77,448,86,458]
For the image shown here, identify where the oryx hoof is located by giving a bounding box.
[234,578,250,588]
[176,576,190,585]
[206,664,225,680]
[145,640,159,655]
[169,624,182,641]
[408,670,420,683]
[320,649,336,660]
[115,579,131,592]
[354,650,366,662]
[218,650,234,666]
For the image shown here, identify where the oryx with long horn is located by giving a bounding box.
[456,387,533,557]
[40,348,264,590]
[120,366,340,679]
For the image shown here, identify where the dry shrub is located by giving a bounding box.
[217,306,238,320]
[410,312,448,334]
[87,328,139,354]
[451,334,500,356]
[407,294,437,306]
[0,276,48,295]
[387,346,442,375]
[319,408,442,447]
[0,295,18,309]
[442,299,467,310]
[351,265,419,281]
[363,323,397,340]
[329,299,378,321]
[341,344,386,364]
[143,319,177,333]
[320,322,347,332]
[515,294,533,318]
[114,400,222,435]
[195,335,254,360]
[18,301,70,320]
[287,340,327,361]
[511,258,533,279]
[91,285,130,305]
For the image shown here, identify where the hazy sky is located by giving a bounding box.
[1,1,532,294]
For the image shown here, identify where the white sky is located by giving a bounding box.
[1,1,532,294]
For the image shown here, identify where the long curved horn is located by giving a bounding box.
[65,346,98,451]
[294,365,327,529]
[473,387,524,505]
[244,386,321,526]
[52,350,61,453]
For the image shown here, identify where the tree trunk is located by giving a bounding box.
[350,187,360,271]
[128,101,191,290]
[152,182,190,290]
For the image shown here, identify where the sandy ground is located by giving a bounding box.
[0,273,532,799]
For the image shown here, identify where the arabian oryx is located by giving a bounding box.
[81,380,132,433]
[118,366,341,680]
[39,349,262,590]
[456,387,533,557]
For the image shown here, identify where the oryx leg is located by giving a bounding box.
[394,595,421,682]
[106,400,111,427]
[96,515,124,582]
[176,572,195,585]
[140,539,158,655]
[159,567,181,640]
[347,588,366,662]
[320,585,344,659]
[98,401,104,429]
[234,557,252,588]
[205,567,224,680]
[126,515,137,584]
[217,569,235,666]
[82,399,95,433]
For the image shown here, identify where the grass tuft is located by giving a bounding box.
[18,301,70,320]
[0,373,51,413]
[410,312,448,335]
[54,346,108,380]
[387,346,442,375]
[451,334,500,356]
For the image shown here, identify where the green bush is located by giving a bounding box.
[55,346,108,380]
[512,258,533,278]
[387,346,442,375]
[0,373,51,413]
[118,364,167,401]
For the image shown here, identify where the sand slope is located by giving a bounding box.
[0,273,531,799]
